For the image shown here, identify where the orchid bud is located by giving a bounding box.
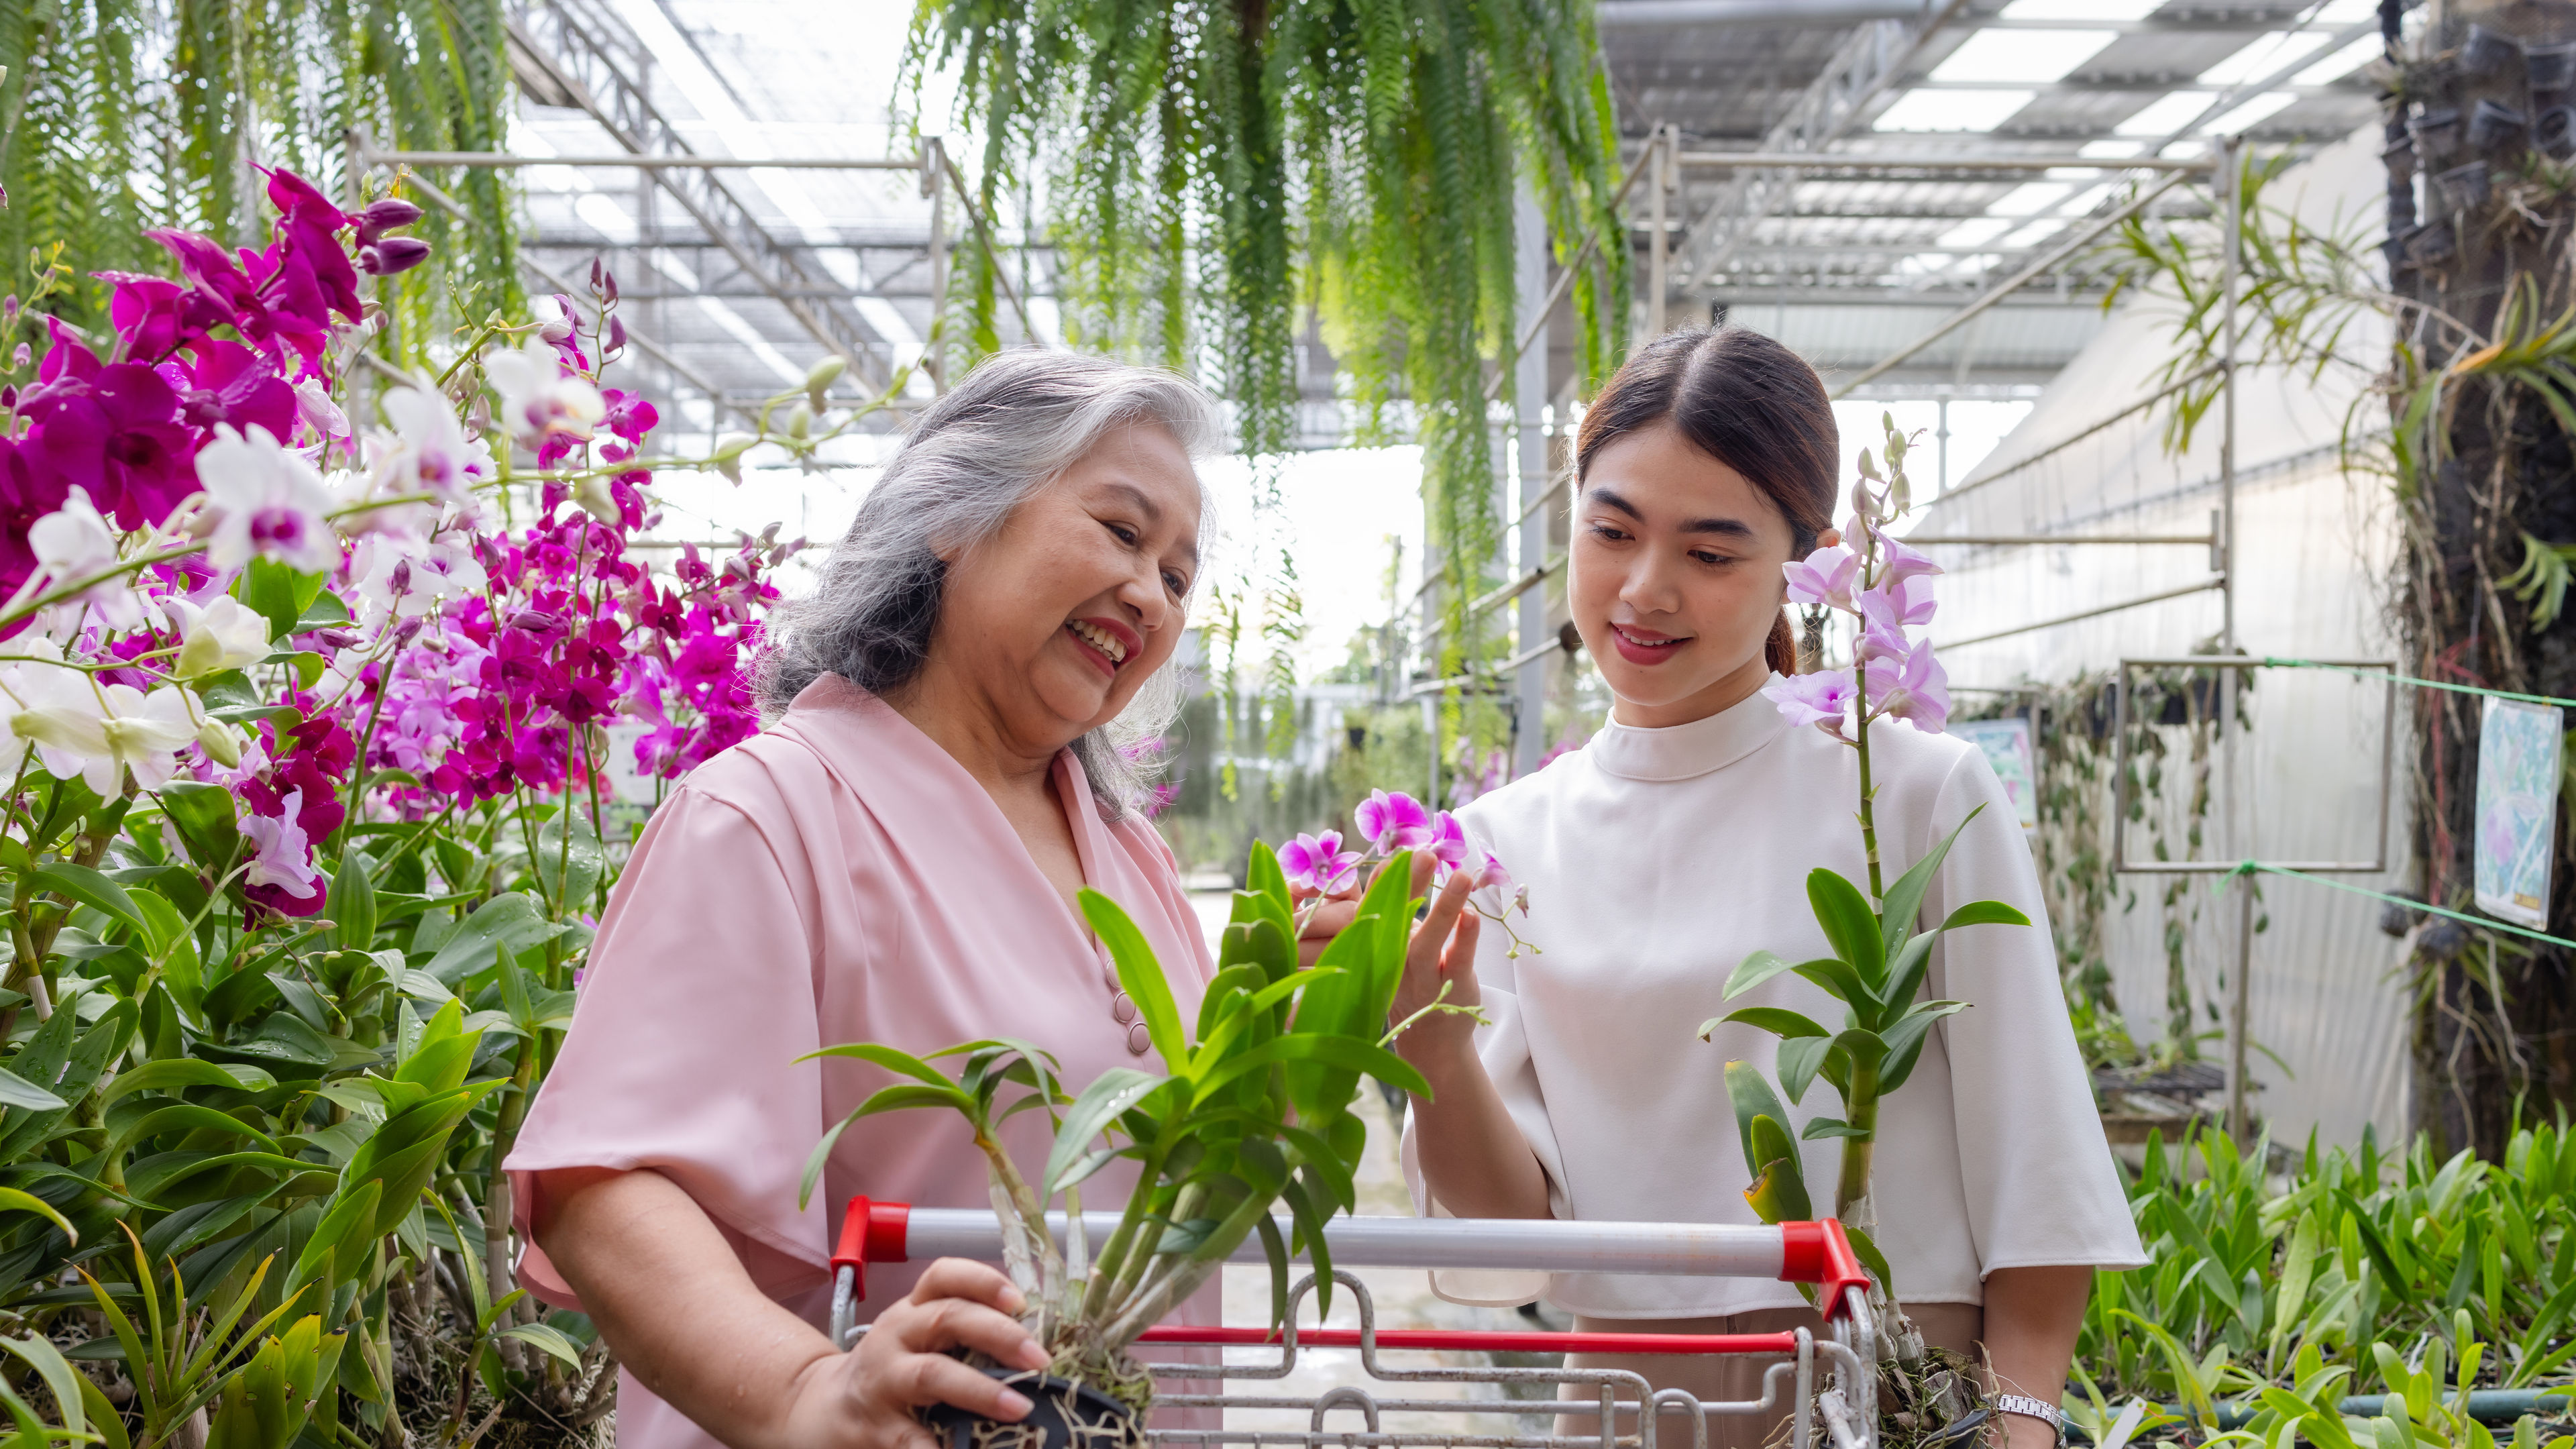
[354,197,423,244]
[576,474,621,524]
[605,316,627,356]
[1856,448,1881,482]
[1,386,15,410]
[1850,476,1882,524]
[712,431,756,484]
[539,314,576,346]
[804,354,845,413]
[590,257,604,289]
[9,344,25,373]
[358,237,431,276]
[785,403,812,440]
[389,558,413,594]
[390,615,425,648]
[197,718,245,768]
[2,294,17,326]
[602,268,619,303]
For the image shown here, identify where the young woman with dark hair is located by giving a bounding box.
[1381,328,2142,1449]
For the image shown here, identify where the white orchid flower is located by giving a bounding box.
[165,596,272,680]
[484,336,605,448]
[370,386,494,504]
[241,789,320,900]
[13,673,199,794]
[26,487,146,629]
[199,425,342,575]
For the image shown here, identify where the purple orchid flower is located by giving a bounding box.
[1782,542,1860,612]
[1763,669,1858,731]
[1877,531,1945,590]
[1279,830,1360,894]
[1356,788,1434,852]
[1859,575,1935,632]
[1865,635,1951,734]
[1428,810,1470,873]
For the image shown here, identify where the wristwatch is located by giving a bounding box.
[1992,1395,2065,1444]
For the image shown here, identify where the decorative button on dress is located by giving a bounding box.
[506,676,1218,1449]
[1402,682,2144,1317]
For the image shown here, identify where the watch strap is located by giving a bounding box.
[1992,1394,2064,1441]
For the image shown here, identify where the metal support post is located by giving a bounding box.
[1515,189,1552,777]
[1648,125,1671,337]
[2218,133,2250,1144]
[924,138,949,393]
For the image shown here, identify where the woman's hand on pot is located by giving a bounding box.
[790,1258,1051,1449]
[1385,864,1483,1076]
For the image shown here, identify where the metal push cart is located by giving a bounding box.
[828,1198,1882,1449]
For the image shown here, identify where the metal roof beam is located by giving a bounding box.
[506,0,904,390]
[1670,0,1970,292]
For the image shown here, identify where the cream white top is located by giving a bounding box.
[1401,683,2145,1318]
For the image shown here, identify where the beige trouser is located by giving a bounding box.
[1558,1303,1982,1449]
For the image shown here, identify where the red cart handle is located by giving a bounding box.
[1777,1219,1874,1322]
[830,1197,912,1300]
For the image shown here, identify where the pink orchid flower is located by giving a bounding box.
[1356,789,1433,852]
[1866,635,1951,734]
[1279,830,1360,894]
[1763,669,1858,730]
[1782,543,1860,611]
[1428,810,1470,873]
[1859,575,1935,632]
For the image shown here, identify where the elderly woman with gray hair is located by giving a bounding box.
[503,352,1225,1449]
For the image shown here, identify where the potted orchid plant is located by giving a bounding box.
[1714,417,2033,1439]
[800,791,1499,1449]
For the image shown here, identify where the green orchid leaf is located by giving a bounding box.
[1845,1225,1897,1297]
[1713,1007,1830,1040]
[1878,931,1939,1023]
[32,861,148,936]
[1080,888,1187,1068]
[1725,1061,1793,1176]
[1876,806,1986,962]
[1743,1115,1812,1223]
[1936,899,2031,932]
[1875,1001,1970,1094]
[1790,955,1873,1006]
[1799,1116,1872,1140]
[1044,1069,1171,1193]
[1722,949,1804,1000]
[1778,1035,1834,1106]
[1806,868,1885,985]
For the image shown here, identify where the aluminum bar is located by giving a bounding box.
[1676,0,1971,290]
[506,0,894,389]
[1931,576,2222,650]
[1925,363,2221,511]
[1907,534,2214,546]
[1829,169,2193,399]
[1596,0,1930,25]
[899,1209,1789,1277]
[1674,152,2216,173]
[368,150,920,170]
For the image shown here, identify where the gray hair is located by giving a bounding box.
[757,350,1224,818]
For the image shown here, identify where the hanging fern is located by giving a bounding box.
[0,0,517,364]
[912,0,1629,717]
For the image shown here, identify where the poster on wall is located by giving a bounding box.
[1953,717,2040,838]
[2473,696,2565,928]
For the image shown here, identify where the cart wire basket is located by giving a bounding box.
[828,1199,1882,1449]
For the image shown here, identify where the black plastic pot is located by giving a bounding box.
[2530,40,2576,92]
[2470,98,2528,152]
[2540,105,2576,158]
[920,1368,1142,1449]
[2463,23,2518,80]
[2412,105,2461,163]
[2436,160,2491,211]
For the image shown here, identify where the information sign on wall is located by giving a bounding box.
[2473,696,2565,928]
[1953,717,2040,839]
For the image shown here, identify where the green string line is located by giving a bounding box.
[2216,861,2576,952]
[2259,656,2576,712]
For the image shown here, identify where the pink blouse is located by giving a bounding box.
[505,676,1217,1449]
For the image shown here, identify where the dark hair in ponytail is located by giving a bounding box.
[1572,327,1838,675]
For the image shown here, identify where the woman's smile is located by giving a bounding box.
[1064,616,1140,676]
[1609,623,1692,666]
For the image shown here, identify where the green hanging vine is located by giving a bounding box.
[907,0,1631,744]
[1,0,520,362]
